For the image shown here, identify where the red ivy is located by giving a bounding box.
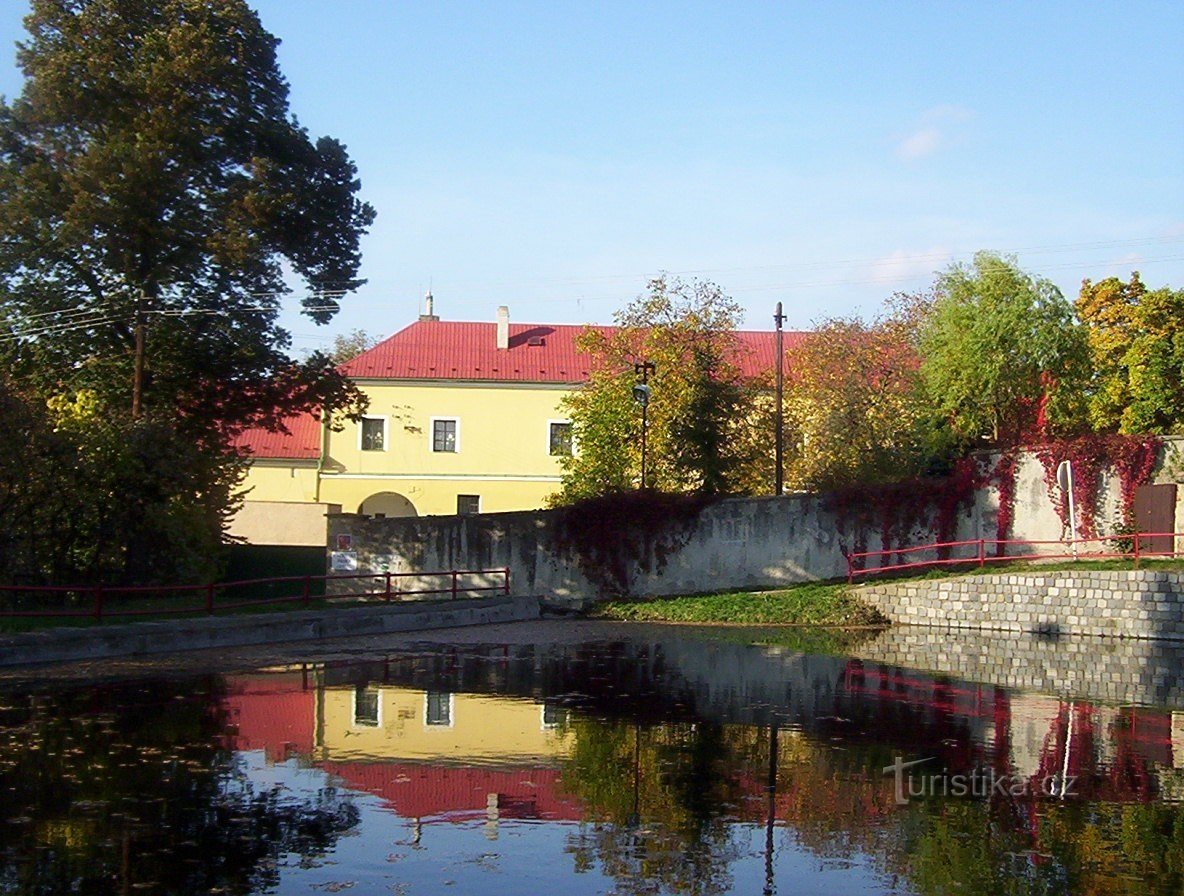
[991,451,1019,554]
[1035,435,1162,537]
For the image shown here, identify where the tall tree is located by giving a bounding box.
[554,276,763,502]
[0,0,375,437]
[917,252,1088,446]
[784,311,935,490]
[1076,272,1184,434]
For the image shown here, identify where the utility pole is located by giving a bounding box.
[774,302,785,496]
[633,361,655,489]
[131,287,147,419]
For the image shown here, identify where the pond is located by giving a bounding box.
[2,622,1184,895]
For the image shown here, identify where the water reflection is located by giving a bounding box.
[2,628,1184,894]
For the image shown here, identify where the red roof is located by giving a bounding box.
[340,319,806,383]
[236,318,808,459]
[232,410,322,460]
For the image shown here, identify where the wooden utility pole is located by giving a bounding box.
[131,288,146,419]
[774,302,785,495]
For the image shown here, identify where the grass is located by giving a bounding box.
[588,556,1184,627]
[587,581,886,626]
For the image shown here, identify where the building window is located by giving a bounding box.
[353,685,380,727]
[425,691,452,727]
[457,494,480,516]
[360,416,386,451]
[431,418,458,453]
[548,421,573,456]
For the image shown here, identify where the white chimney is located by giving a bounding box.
[419,290,439,322]
[496,305,509,350]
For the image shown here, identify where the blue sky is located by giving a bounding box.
[1,1,1181,351]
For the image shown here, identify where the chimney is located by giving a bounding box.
[419,290,439,322]
[496,305,509,350]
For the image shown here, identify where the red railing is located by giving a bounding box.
[0,566,512,622]
[846,532,1182,583]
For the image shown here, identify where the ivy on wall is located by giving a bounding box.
[1035,435,1162,537]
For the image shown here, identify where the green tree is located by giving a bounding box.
[553,276,763,502]
[0,0,375,436]
[327,328,380,365]
[1076,272,1184,434]
[917,252,1088,446]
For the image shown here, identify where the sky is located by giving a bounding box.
[1,1,1182,353]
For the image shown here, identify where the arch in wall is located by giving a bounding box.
[358,491,419,519]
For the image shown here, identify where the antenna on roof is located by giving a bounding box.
[420,289,439,323]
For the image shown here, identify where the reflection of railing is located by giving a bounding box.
[0,567,512,622]
[846,533,1182,584]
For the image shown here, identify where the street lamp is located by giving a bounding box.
[633,361,655,489]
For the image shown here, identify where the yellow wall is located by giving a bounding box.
[237,379,577,522]
[316,685,573,764]
[240,462,320,503]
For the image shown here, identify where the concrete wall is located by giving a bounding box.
[858,570,1184,640]
[328,494,852,606]
[328,441,1184,605]
[229,500,341,547]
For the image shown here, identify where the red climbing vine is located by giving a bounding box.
[1034,435,1162,538]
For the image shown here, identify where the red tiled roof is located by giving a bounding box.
[232,410,322,460]
[236,319,809,459]
[340,319,807,383]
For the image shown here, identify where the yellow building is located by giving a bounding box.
[231,303,792,544]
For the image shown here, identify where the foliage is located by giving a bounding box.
[0,0,374,437]
[1035,434,1162,537]
[327,328,380,364]
[1076,273,1184,434]
[0,379,243,586]
[783,310,936,491]
[918,252,1089,446]
[554,275,767,502]
[588,582,886,626]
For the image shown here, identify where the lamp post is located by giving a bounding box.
[774,302,785,496]
[633,361,655,489]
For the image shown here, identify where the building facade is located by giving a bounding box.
[231,305,799,543]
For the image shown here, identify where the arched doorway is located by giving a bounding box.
[358,492,418,519]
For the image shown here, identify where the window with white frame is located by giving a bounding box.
[359,416,386,451]
[548,420,573,457]
[425,691,453,726]
[353,685,380,727]
[431,417,458,453]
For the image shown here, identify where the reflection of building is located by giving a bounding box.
[223,672,582,828]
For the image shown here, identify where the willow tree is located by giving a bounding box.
[0,0,375,436]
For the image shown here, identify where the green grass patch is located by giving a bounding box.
[588,581,886,626]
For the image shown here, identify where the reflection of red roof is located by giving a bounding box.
[322,761,584,822]
[232,412,322,460]
[222,674,316,762]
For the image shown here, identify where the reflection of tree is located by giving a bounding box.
[560,717,741,896]
[0,677,358,894]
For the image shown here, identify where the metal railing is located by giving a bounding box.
[846,532,1181,583]
[0,566,511,622]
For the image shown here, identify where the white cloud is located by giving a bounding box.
[897,127,942,161]
[869,248,952,285]
[894,105,973,162]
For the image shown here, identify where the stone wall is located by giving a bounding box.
[858,570,1184,640]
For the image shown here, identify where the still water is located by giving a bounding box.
[2,623,1184,895]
